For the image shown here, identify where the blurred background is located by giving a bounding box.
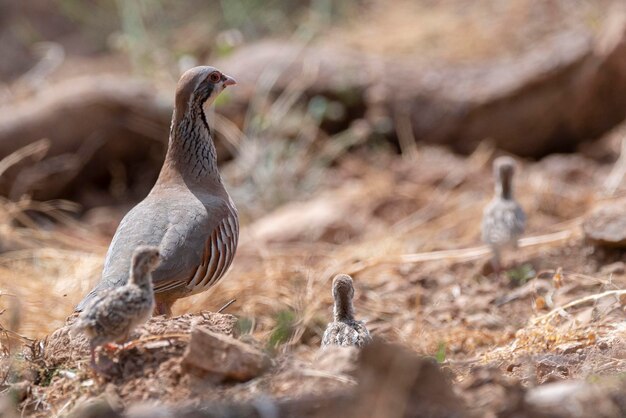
[5,0,626,415]
[1,0,624,212]
[2,0,626,388]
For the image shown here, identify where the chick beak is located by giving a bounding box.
[223,75,237,87]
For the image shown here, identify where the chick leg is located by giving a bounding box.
[89,343,97,370]
[118,329,137,350]
[491,246,503,278]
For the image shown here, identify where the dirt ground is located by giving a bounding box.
[0,138,624,416]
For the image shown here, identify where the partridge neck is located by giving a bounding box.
[497,175,513,200]
[334,295,355,322]
[161,106,222,186]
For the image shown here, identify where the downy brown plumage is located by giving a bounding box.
[73,246,160,369]
[321,274,371,349]
[481,156,526,272]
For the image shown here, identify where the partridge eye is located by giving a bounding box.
[208,72,221,83]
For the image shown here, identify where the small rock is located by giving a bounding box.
[0,394,18,418]
[126,403,174,418]
[554,341,587,355]
[352,339,464,417]
[315,346,359,375]
[182,326,271,382]
[536,356,571,383]
[525,380,621,418]
[244,183,366,245]
[8,381,30,403]
[44,311,238,368]
[69,384,124,418]
[583,202,626,248]
[465,312,505,330]
[68,397,121,418]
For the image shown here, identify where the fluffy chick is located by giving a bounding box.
[321,274,371,349]
[73,245,160,368]
[481,156,526,272]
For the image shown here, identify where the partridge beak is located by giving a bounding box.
[223,75,237,87]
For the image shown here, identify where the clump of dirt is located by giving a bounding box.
[43,311,238,368]
[10,310,364,417]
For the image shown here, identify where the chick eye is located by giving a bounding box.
[208,71,221,83]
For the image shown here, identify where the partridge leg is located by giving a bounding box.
[154,298,173,317]
[89,342,108,374]
[118,330,137,350]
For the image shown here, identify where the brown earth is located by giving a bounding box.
[0,141,624,417]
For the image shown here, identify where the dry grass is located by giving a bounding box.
[0,140,619,365]
[8,142,626,418]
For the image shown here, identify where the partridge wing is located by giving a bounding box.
[151,198,238,296]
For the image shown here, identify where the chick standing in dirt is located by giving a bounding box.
[322,274,371,348]
[73,246,160,369]
[481,156,526,273]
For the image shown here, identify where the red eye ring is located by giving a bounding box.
[208,71,221,83]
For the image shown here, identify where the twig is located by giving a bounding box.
[531,289,626,325]
[299,368,357,385]
[395,106,418,161]
[19,42,65,91]
[213,113,247,154]
[348,229,574,274]
[0,139,50,178]
[518,229,574,246]
[604,136,626,195]
[218,299,237,313]
[131,333,190,346]
[0,328,34,344]
[442,356,482,366]
[52,399,73,418]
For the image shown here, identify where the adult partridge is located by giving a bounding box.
[73,245,160,368]
[76,66,239,316]
[321,274,371,349]
[481,156,526,272]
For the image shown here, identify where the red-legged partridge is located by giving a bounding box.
[76,66,239,316]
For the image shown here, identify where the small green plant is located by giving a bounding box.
[586,374,601,384]
[435,342,446,364]
[268,310,296,349]
[37,366,58,387]
[507,263,536,286]
[236,317,254,335]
